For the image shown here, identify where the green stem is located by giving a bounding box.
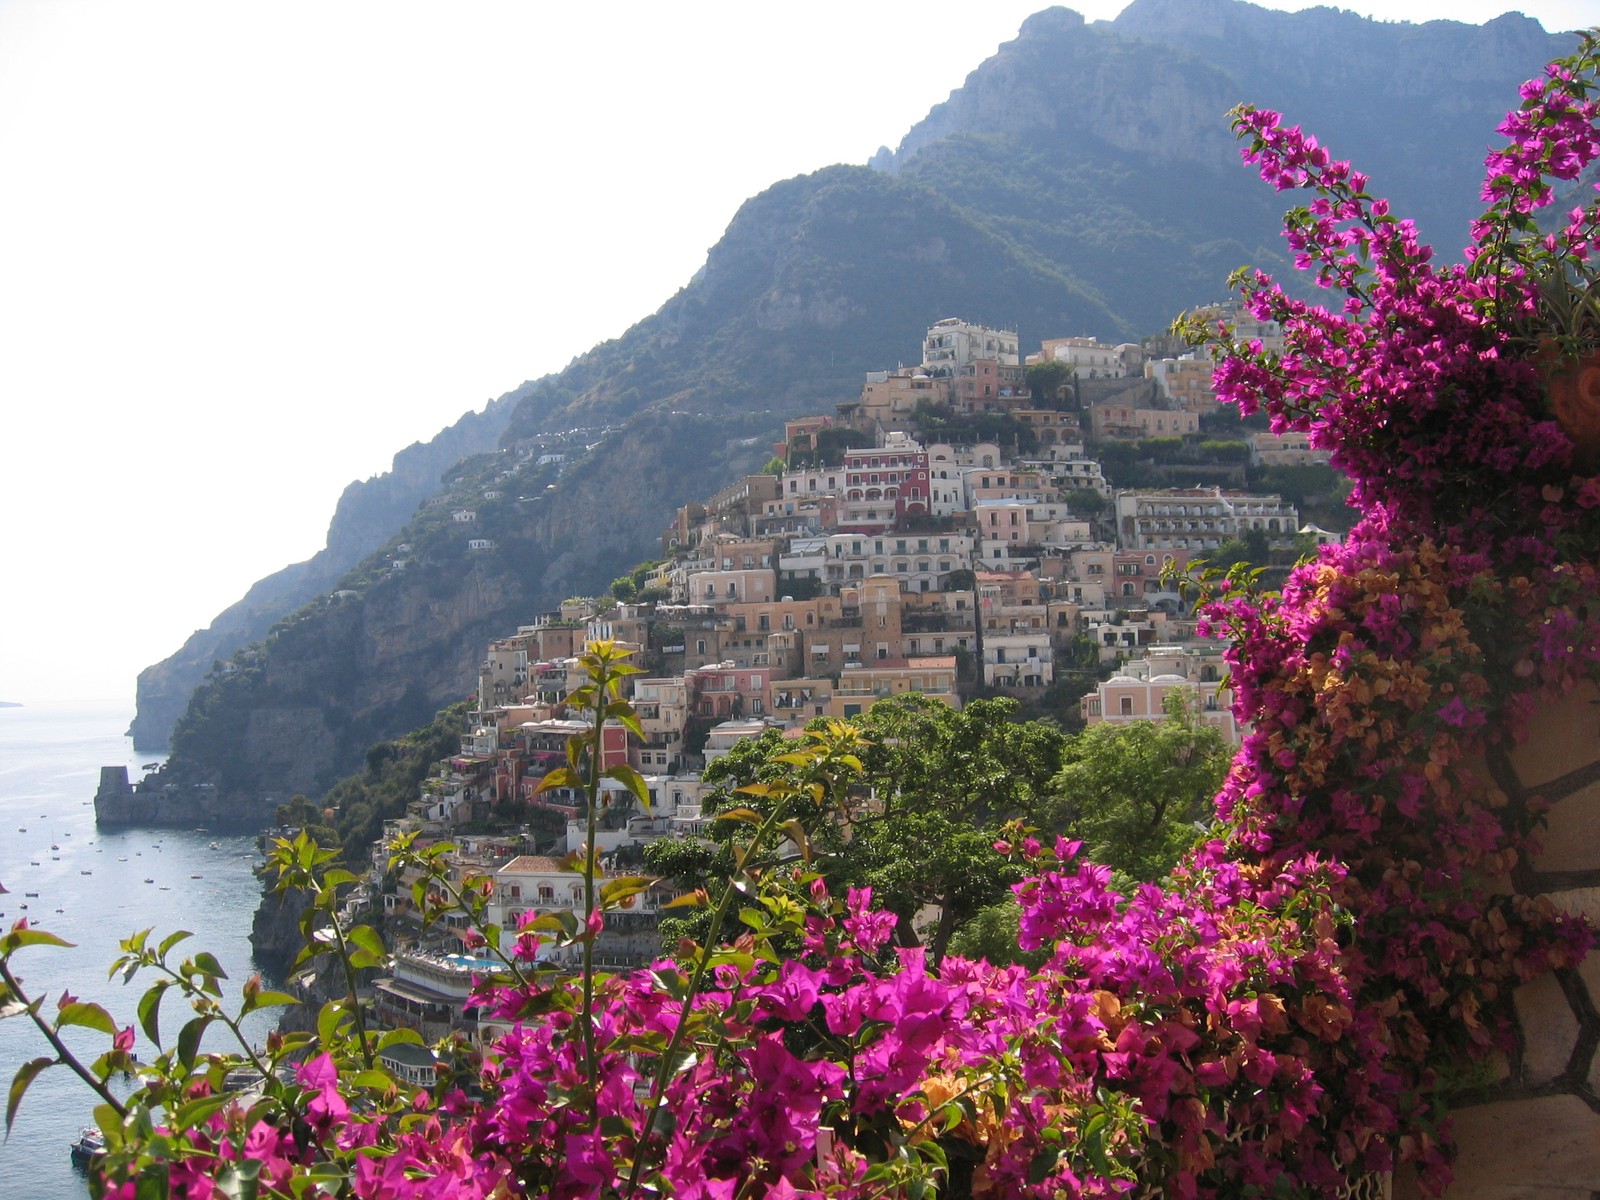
[149,962,275,1083]
[0,957,128,1119]
[324,900,377,1072]
[428,871,533,993]
[622,796,792,1199]
[579,670,605,1118]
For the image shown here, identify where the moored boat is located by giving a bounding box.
[69,1126,104,1168]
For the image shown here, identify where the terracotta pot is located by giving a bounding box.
[1539,344,1600,472]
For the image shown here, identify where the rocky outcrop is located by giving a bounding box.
[249,882,314,979]
[93,765,271,829]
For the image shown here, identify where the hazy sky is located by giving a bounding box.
[0,0,1593,706]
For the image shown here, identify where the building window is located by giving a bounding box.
[1120,697,1133,716]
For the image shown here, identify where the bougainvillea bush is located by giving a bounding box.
[6,29,1600,1200]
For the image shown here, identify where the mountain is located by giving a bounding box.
[128,397,516,749]
[146,2,1577,810]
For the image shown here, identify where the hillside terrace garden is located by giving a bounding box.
[5,30,1600,1200]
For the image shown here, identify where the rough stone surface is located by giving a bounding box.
[1541,886,1600,928]
[1512,971,1581,1086]
[1433,1095,1600,1196]
[1529,787,1600,874]
[1505,681,1600,791]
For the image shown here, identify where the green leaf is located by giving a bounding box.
[714,807,764,825]
[599,876,655,909]
[2,928,73,954]
[215,1157,262,1200]
[604,701,645,741]
[92,1104,121,1149]
[352,1069,396,1090]
[706,949,756,973]
[172,1091,236,1130]
[176,1015,213,1069]
[661,890,708,910]
[317,1000,352,1046]
[519,913,569,934]
[157,930,194,958]
[347,925,387,963]
[56,1001,118,1037]
[535,766,577,794]
[247,989,301,1010]
[6,1056,53,1135]
[601,764,650,812]
[138,979,171,1049]
[376,1027,424,1051]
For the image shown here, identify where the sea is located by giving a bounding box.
[0,701,280,1200]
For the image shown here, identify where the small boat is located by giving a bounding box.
[80,870,92,876]
[190,874,203,879]
[159,886,170,891]
[29,861,38,866]
[24,892,38,898]
[143,878,154,884]
[208,842,220,850]
[70,1126,104,1168]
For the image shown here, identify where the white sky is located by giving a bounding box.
[0,0,1593,705]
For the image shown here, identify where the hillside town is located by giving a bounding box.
[342,310,1345,1052]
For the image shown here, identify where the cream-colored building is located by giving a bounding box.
[830,657,960,718]
[1114,488,1299,552]
[922,318,1020,376]
[1036,336,1142,379]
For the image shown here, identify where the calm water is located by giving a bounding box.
[0,701,278,1200]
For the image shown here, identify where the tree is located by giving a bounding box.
[842,696,1069,964]
[1024,360,1075,409]
[945,898,1048,970]
[1046,692,1230,882]
[650,698,1069,967]
[1064,488,1106,519]
[1206,528,1270,572]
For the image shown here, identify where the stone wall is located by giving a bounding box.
[1396,684,1600,1197]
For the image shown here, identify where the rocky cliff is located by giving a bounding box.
[249,882,314,979]
[128,396,517,749]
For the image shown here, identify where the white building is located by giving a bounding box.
[1114,488,1299,552]
[1036,336,1142,379]
[922,318,1020,376]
